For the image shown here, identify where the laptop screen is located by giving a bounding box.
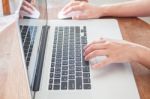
[19,0,48,96]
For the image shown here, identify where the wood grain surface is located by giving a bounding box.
[0,21,31,99]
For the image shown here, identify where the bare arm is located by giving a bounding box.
[101,0,150,17]
[63,0,150,19]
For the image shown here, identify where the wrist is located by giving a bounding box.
[98,5,111,17]
[136,46,150,66]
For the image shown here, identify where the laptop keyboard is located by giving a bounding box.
[20,25,37,67]
[49,26,91,90]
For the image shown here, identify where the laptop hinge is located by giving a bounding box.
[33,25,50,91]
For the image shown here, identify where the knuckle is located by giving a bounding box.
[105,41,111,47]
[69,7,74,11]
[80,2,86,8]
[93,50,99,55]
[90,45,95,50]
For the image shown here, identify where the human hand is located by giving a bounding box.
[62,1,103,19]
[84,38,148,68]
[20,0,34,18]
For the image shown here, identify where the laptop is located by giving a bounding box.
[18,0,140,99]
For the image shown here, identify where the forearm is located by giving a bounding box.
[100,0,150,17]
[138,46,150,69]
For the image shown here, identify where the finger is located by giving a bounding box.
[64,4,85,15]
[21,5,33,14]
[62,1,80,11]
[85,50,107,61]
[92,58,112,69]
[84,43,108,56]
[23,1,34,10]
[19,14,23,19]
[84,38,106,50]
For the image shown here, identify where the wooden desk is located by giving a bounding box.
[47,4,150,99]
[0,20,31,99]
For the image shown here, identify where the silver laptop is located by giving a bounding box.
[18,0,140,99]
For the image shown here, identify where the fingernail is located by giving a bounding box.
[84,57,87,61]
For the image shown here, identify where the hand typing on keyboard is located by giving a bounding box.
[84,38,149,69]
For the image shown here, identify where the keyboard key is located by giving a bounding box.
[55,73,61,78]
[56,59,61,64]
[83,79,91,83]
[82,60,89,66]
[84,84,91,89]
[83,73,90,78]
[56,55,62,58]
[50,73,53,78]
[75,26,80,33]
[53,85,60,90]
[69,80,75,89]
[55,68,61,74]
[49,79,53,84]
[62,71,68,75]
[49,84,53,90]
[69,75,75,79]
[76,54,81,57]
[61,76,67,81]
[55,63,61,68]
[76,67,82,71]
[76,77,82,89]
[51,58,55,62]
[61,82,67,90]
[69,60,74,64]
[76,72,82,76]
[62,61,68,65]
[62,66,68,70]
[51,63,54,67]
[83,67,90,72]
[63,56,68,60]
[50,68,54,72]
[69,56,74,59]
[76,57,81,61]
[81,36,87,44]
[54,79,60,84]
[52,53,55,57]
[76,62,81,66]
[69,70,75,74]
[69,65,75,70]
